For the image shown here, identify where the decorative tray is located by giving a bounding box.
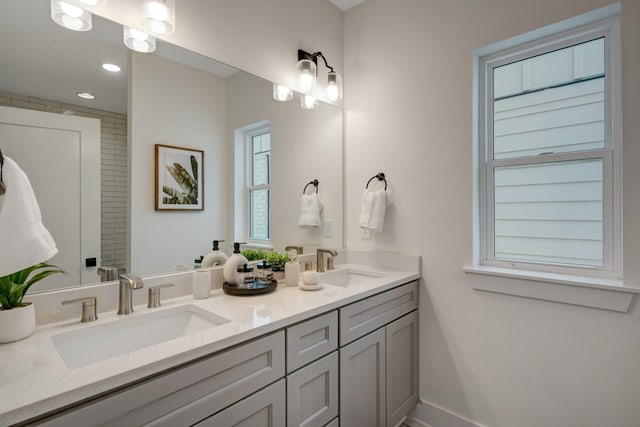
[222,280,278,296]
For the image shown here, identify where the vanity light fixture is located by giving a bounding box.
[141,0,175,35]
[301,94,319,110]
[273,84,294,102]
[77,92,95,99]
[50,0,92,32]
[102,63,121,72]
[123,27,156,53]
[296,49,343,101]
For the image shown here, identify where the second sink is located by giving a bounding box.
[319,268,386,287]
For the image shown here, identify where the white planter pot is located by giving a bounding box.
[0,302,36,343]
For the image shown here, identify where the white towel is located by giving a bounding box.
[298,193,323,228]
[359,189,389,232]
[0,156,57,276]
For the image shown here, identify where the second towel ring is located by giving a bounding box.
[303,179,319,194]
[365,172,387,191]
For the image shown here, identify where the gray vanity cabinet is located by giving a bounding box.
[339,282,419,427]
[23,280,418,427]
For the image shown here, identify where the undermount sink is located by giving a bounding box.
[51,305,230,369]
[319,268,387,287]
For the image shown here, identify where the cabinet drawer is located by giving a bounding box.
[287,351,339,427]
[339,281,417,345]
[194,379,286,427]
[37,331,285,427]
[286,310,338,373]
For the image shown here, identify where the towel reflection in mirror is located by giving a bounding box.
[0,155,58,277]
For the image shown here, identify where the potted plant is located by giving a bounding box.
[242,249,269,262]
[265,251,291,281]
[0,263,66,343]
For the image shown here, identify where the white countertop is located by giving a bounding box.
[0,256,420,425]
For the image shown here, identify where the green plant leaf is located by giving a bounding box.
[0,263,66,309]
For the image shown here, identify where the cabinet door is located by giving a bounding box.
[339,328,386,427]
[287,351,339,427]
[195,379,285,427]
[386,311,419,427]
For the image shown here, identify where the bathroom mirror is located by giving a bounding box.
[0,0,343,291]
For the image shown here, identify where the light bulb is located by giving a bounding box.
[142,0,175,34]
[301,95,319,109]
[273,84,293,101]
[123,27,156,53]
[149,19,168,34]
[326,72,343,101]
[296,59,316,93]
[146,1,169,20]
[51,0,92,31]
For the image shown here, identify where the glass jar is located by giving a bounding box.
[236,263,255,289]
[255,261,273,284]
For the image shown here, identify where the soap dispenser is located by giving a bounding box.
[223,242,249,284]
[202,240,228,268]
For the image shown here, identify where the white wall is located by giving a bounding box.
[82,0,344,104]
[345,1,640,427]
[227,72,343,252]
[129,52,228,275]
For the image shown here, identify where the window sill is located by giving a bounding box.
[463,265,639,312]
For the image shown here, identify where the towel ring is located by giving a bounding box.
[0,148,5,195]
[365,172,387,191]
[302,179,319,194]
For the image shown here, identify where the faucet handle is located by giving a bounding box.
[62,297,97,323]
[120,273,144,289]
[148,284,175,308]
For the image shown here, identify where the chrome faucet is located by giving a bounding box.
[316,248,338,273]
[118,274,144,315]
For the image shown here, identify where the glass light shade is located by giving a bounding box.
[123,27,156,53]
[51,0,92,31]
[326,72,343,101]
[301,95,319,110]
[141,0,175,35]
[273,84,293,101]
[297,59,317,93]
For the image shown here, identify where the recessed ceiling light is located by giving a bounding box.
[77,92,95,99]
[102,63,121,72]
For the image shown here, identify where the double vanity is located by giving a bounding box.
[0,250,420,427]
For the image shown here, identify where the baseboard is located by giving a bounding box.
[405,399,489,427]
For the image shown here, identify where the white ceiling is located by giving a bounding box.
[0,0,237,114]
[328,0,369,11]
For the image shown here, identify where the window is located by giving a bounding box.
[475,13,621,279]
[246,126,271,242]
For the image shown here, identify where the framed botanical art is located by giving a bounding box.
[155,144,204,211]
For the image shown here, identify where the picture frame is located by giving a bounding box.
[155,144,204,211]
